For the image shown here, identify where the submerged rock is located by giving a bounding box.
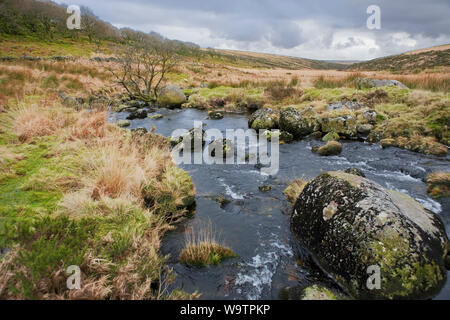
[148,114,164,120]
[157,85,187,108]
[258,185,272,192]
[248,108,279,130]
[291,171,449,299]
[280,106,320,139]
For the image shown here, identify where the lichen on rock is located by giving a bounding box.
[290,171,449,299]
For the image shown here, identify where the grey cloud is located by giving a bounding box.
[56,0,450,60]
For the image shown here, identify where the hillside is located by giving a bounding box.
[348,45,450,72]
[205,49,346,70]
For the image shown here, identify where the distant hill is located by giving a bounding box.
[205,49,347,70]
[348,45,450,72]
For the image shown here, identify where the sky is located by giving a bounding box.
[55,0,450,61]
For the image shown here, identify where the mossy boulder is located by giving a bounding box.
[315,141,342,156]
[357,124,373,135]
[116,120,131,127]
[208,111,224,120]
[321,115,357,139]
[248,108,279,130]
[280,106,320,139]
[148,114,163,120]
[291,171,449,299]
[157,85,187,108]
[322,132,340,142]
[127,109,148,120]
[280,284,348,300]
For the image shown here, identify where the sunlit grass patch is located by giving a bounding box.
[180,222,236,267]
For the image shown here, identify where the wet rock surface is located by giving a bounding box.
[291,171,449,299]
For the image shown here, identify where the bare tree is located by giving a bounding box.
[109,32,178,103]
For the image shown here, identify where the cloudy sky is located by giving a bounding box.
[56,0,450,61]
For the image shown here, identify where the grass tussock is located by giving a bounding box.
[284,177,309,204]
[426,172,450,199]
[0,96,197,299]
[313,73,364,89]
[179,222,236,267]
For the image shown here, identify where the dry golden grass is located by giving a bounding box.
[284,177,309,204]
[180,221,236,267]
[427,172,450,199]
[8,102,71,142]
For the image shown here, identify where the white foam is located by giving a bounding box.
[234,233,293,300]
[416,197,442,214]
[219,179,245,200]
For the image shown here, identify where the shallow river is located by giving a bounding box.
[109,108,450,300]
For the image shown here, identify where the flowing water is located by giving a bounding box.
[109,108,450,300]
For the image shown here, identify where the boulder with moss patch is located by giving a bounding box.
[291,171,449,299]
[322,132,340,142]
[248,108,279,130]
[157,85,187,108]
[321,115,357,139]
[280,106,320,139]
[315,141,342,156]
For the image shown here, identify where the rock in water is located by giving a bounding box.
[315,141,342,156]
[127,109,148,120]
[248,108,279,130]
[157,85,187,108]
[116,120,131,127]
[280,106,320,139]
[208,111,224,120]
[291,171,448,299]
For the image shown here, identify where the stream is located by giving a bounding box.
[109,107,450,300]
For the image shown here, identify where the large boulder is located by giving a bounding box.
[357,78,408,89]
[248,108,279,130]
[157,85,187,108]
[321,115,357,139]
[280,106,320,139]
[291,171,449,299]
